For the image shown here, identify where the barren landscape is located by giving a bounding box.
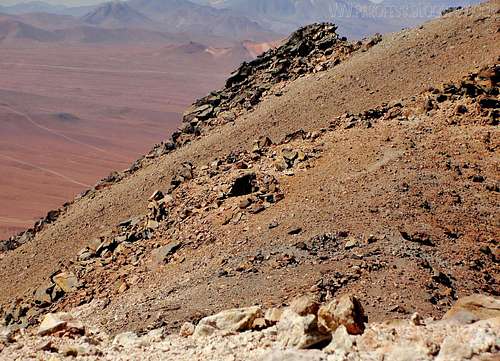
[0,42,252,238]
[0,0,498,360]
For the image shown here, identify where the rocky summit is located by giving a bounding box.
[0,1,499,360]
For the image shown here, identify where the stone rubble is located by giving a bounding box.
[1,294,498,360]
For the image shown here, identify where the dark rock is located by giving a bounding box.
[229,172,258,197]
[288,227,303,235]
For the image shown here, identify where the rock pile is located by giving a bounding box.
[174,24,379,147]
[1,294,498,360]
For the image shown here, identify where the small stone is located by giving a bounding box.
[34,281,54,306]
[252,317,268,330]
[288,227,302,235]
[37,313,67,336]
[146,219,160,229]
[149,190,164,202]
[0,327,14,344]
[275,159,289,171]
[345,239,358,249]
[262,350,325,361]
[60,345,90,357]
[36,340,56,352]
[151,242,182,265]
[268,221,279,229]
[117,281,129,294]
[282,149,298,161]
[411,312,424,326]
[179,322,195,338]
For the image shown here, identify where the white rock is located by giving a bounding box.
[277,308,330,349]
[113,332,140,348]
[194,306,262,338]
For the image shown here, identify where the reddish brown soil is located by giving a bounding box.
[0,43,246,239]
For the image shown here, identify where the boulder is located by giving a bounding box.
[442,294,500,324]
[264,308,283,325]
[277,308,330,349]
[318,295,366,335]
[193,306,262,338]
[33,281,54,306]
[289,295,320,316]
[323,325,355,355]
[37,313,84,336]
[52,272,79,293]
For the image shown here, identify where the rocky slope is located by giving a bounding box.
[0,1,499,359]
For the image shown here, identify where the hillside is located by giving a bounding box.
[0,1,499,359]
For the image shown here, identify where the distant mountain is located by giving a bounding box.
[7,12,84,31]
[0,1,68,15]
[202,0,484,38]
[0,12,186,44]
[127,0,279,41]
[0,18,61,43]
[82,1,154,28]
[54,25,181,44]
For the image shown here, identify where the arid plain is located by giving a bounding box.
[0,42,249,238]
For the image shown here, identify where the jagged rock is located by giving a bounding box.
[34,281,54,306]
[277,308,330,349]
[290,295,320,316]
[193,306,262,338]
[37,313,84,336]
[442,294,500,324]
[252,136,273,153]
[318,295,366,335]
[52,272,79,293]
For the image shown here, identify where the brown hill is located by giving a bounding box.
[0,1,498,344]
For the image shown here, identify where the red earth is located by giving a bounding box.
[0,42,251,239]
